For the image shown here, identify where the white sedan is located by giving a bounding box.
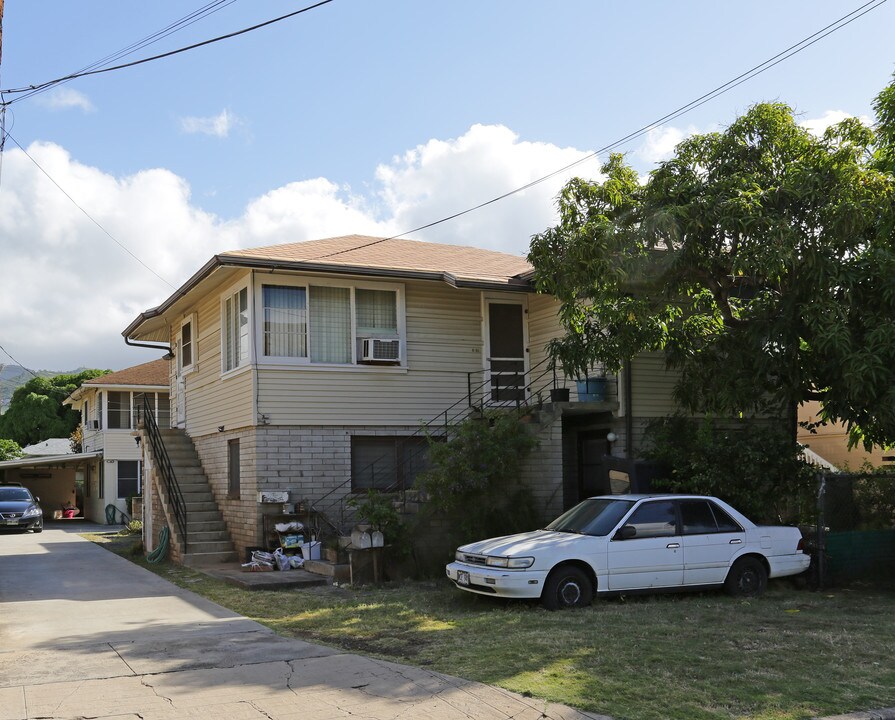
[445,494,810,609]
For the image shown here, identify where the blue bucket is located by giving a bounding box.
[576,377,607,402]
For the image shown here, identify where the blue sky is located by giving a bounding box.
[1,0,894,371]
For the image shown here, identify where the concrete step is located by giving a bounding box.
[303,559,350,583]
[183,501,220,512]
[189,530,229,543]
[182,550,238,567]
[187,539,234,554]
[186,510,224,523]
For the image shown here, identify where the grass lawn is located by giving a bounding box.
[86,532,895,720]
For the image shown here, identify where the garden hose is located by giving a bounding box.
[147,526,170,564]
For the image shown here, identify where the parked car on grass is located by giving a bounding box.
[0,485,44,533]
[446,494,810,609]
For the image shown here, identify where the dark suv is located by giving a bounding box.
[0,485,44,532]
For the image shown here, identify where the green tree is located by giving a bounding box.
[529,76,895,449]
[0,438,23,461]
[0,370,109,446]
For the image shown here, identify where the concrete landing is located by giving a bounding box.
[190,560,329,590]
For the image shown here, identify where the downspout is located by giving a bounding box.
[124,336,173,358]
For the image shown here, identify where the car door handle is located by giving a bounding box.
[666,543,680,549]
[729,539,742,544]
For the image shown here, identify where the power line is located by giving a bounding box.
[313,0,888,260]
[8,1,238,106]
[2,131,177,290]
[0,0,335,104]
[0,343,38,379]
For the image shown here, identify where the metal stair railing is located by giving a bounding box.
[307,355,567,538]
[140,396,188,553]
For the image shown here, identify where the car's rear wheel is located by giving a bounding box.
[725,557,767,598]
[541,565,593,610]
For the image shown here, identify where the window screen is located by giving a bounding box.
[310,286,351,363]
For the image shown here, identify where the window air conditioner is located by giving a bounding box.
[361,338,401,362]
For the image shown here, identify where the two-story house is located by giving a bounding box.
[64,359,170,523]
[122,235,684,564]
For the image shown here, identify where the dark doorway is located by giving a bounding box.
[577,430,610,500]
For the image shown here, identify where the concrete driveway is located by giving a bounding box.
[0,526,605,720]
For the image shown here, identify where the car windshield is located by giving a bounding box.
[0,487,33,502]
[545,498,634,536]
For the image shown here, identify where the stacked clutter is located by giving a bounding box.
[241,519,312,572]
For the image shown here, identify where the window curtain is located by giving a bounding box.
[310,286,351,363]
[356,289,397,336]
[263,285,307,357]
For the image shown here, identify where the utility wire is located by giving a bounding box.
[8,0,237,106]
[2,131,177,290]
[0,0,334,103]
[313,0,888,260]
[0,343,39,379]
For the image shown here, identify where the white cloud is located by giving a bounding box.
[179,109,238,138]
[35,88,95,113]
[1,126,595,370]
[799,110,871,137]
[635,125,703,165]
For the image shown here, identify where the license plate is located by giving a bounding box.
[457,570,470,586]
[4,519,18,525]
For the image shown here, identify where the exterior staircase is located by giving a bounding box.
[153,428,237,567]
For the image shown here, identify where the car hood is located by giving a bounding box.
[0,500,37,513]
[458,529,589,557]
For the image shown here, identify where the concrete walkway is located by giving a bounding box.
[0,527,606,720]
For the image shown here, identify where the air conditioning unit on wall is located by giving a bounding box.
[361,338,401,363]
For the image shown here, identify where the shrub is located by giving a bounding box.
[643,415,816,524]
[416,411,540,546]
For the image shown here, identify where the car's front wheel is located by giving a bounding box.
[541,565,593,610]
[725,557,767,598]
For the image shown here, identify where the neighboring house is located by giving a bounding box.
[63,359,170,523]
[798,401,889,470]
[122,235,688,562]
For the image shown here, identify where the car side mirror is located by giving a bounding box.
[614,525,636,540]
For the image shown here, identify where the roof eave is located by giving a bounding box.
[124,255,535,340]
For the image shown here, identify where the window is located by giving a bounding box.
[680,500,743,534]
[356,289,397,336]
[310,286,351,363]
[157,393,171,429]
[180,317,195,372]
[85,464,92,498]
[224,287,249,371]
[83,400,89,429]
[263,285,307,357]
[351,436,429,492]
[259,282,401,366]
[228,439,240,498]
[624,500,677,539]
[107,391,131,430]
[96,393,103,429]
[117,461,140,499]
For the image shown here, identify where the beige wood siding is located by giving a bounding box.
[176,271,255,437]
[630,352,684,417]
[257,281,485,426]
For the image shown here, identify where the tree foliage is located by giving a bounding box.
[0,370,109,446]
[529,76,895,449]
[0,438,23,461]
[643,416,816,524]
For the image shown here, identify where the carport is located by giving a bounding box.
[0,451,102,522]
